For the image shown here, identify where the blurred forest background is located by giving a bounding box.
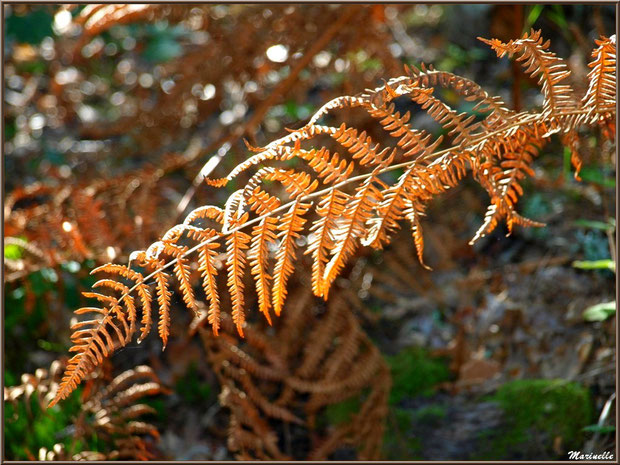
[3,3,616,461]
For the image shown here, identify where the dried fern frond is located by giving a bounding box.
[479,29,577,117]
[6,360,168,461]
[4,150,198,281]
[582,35,617,122]
[51,32,616,408]
[59,5,402,151]
[200,284,391,460]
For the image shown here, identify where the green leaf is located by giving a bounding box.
[572,259,616,272]
[574,219,615,232]
[579,166,615,189]
[37,339,67,352]
[562,147,571,180]
[582,424,615,434]
[548,5,568,29]
[4,243,23,260]
[16,60,47,75]
[6,121,17,141]
[583,301,616,322]
[525,5,544,31]
[360,57,382,72]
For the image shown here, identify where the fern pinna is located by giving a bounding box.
[49,31,616,407]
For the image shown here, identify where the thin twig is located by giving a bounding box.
[583,392,616,454]
[175,141,231,219]
[244,5,361,138]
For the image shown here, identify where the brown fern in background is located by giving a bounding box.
[5,360,168,460]
[200,283,390,460]
[52,5,401,151]
[4,147,204,281]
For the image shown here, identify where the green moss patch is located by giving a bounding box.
[324,396,362,426]
[478,379,593,459]
[386,347,451,405]
[4,387,97,460]
[175,362,213,405]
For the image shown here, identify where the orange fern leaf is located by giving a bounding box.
[174,257,196,314]
[405,65,515,130]
[92,279,137,335]
[363,136,444,249]
[247,187,282,216]
[287,147,355,185]
[264,169,319,200]
[479,29,576,116]
[50,304,130,407]
[402,200,430,269]
[470,127,547,244]
[249,216,278,324]
[410,87,478,146]
[306,189,350,298]
[582,35,616,121]
[154,271,172,349]
[227,212,252,336]
[330,123,393,166]
[323,167,388,297]
[159,243,197,316]
[272,201,311,315]
[198,242,222,335]
[367,103,440,159]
